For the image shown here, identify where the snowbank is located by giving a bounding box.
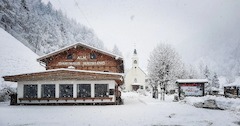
[1,92,239,126]
[184,96,240,112]
[0,28,44,88]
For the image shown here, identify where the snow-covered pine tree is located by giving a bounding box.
[0,0,104,55]
[204,65,211,94]
[198,60,205,78]
[112,44,122,56]
[204,65,211,79]
[212,72,220,88]
[187,65,199,79]
[231,42,240,76]
[176,64,188,79]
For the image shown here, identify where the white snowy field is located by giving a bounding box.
[0,92,239,126]
[0,28,44,88]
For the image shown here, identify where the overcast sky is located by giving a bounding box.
[42,0,240,72]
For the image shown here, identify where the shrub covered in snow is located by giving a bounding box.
[0,86,16,102]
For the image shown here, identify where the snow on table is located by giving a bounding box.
[0,92,239,126]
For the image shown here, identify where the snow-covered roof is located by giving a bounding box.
[37,42,123,62]
[3,68,124,77]
[131,83,144,86]
[125,67,147,76]
[176,79,208,83]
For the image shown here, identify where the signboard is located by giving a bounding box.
[57,54,106,66]
[77,56,87,60]
[180,84,203,96]
[57,61,105,66]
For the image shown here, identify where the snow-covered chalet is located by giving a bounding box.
[3,42,124,105]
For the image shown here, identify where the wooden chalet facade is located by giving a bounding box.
[3,42,124,105]
[224,85,240,98]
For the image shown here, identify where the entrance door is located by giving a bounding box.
[132,85,140,91]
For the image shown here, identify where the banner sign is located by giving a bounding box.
[180,84,203,96]
[57,61,105,66]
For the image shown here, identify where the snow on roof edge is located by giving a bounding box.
[125,67,147,76]
[37,42,123,62]
[176,79,208,83]
[3,68,124,77]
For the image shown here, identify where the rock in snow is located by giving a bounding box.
[185,96,240,111]
[202,99,220,109]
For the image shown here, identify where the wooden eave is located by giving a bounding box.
[3,70,124,85]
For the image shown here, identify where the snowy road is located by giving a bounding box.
[0,93,239,126]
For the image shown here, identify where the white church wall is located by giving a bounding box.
[124,49,148,92]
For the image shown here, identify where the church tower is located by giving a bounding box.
[132,49,139,68]
[124,48,148,91]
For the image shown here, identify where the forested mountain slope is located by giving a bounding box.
[0,0,104,55]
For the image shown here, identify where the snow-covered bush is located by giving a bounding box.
[0,86,16,102]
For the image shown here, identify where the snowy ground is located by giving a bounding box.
[0,92,239,126]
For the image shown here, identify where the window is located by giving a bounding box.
[24,85,37,98]
[67,54,73,59]
[77,84,91,98]
[134,78,137,83]
[59,84,73,98]
[41,84,55,98]
[134,60,137,64]
[95,84,108,97]
[90,53,97,59]
[109,89,114,95]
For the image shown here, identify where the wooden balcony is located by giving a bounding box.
[19,97,113,102]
